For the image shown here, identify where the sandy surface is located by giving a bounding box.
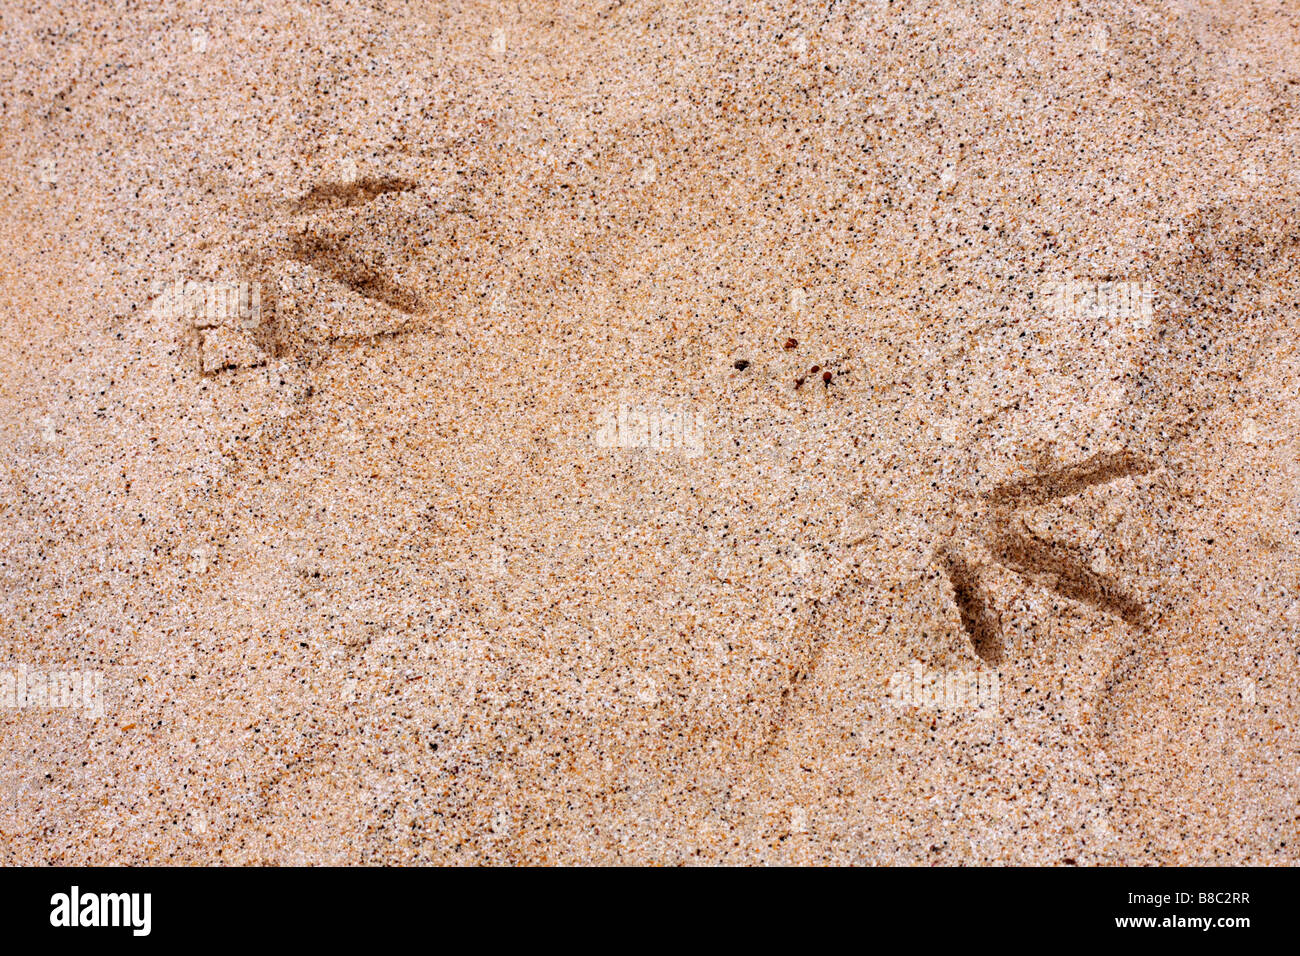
[1,0,1297,864]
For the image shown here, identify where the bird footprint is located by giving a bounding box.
[940,449,1154,664]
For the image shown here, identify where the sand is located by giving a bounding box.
[0,0,1297,864]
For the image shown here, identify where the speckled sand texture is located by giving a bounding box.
[1,0,1297,864]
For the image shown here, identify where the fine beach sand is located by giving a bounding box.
[1,0,1297,864]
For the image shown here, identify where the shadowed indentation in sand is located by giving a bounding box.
[293,176,420,212]
[986,449,1151,509]
[286,233,426,315]
[757,450,1157,758]
[187,174,433,376]
[989,529,1149,628]
[948,449,1154,661]
[939,548,1004,664]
